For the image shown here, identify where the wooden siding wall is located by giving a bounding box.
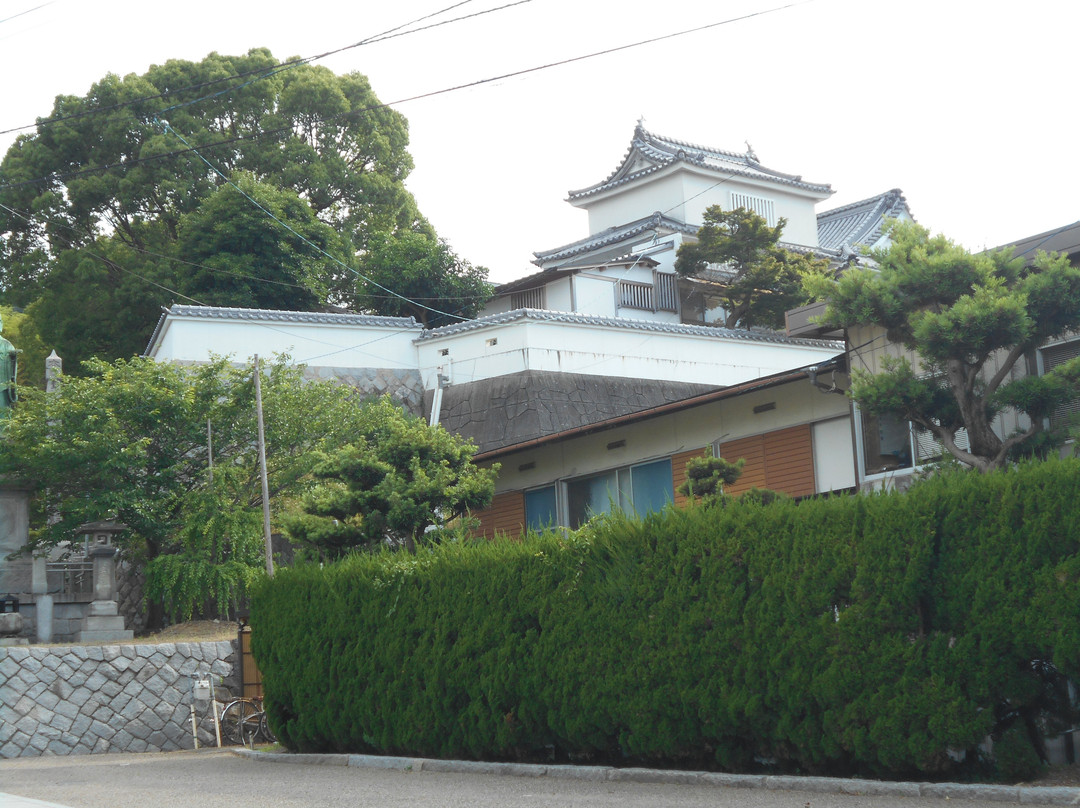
[671,447,708,508]
[718,424,816,498]
[472,490,526,538]
[238,625,263,699]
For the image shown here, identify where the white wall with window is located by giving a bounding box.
[523,458,675,530]
[853,404,973,488]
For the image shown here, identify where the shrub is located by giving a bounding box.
[250,458,1080,778]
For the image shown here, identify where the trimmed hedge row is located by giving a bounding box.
[250,459,1080,778]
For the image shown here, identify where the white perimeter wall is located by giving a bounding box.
[417,319,843,389]
[150,316,421,370]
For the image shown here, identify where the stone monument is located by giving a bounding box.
[74,522,133,642]
[0,312,15,418]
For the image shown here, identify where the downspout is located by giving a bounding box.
[429,362,451,427]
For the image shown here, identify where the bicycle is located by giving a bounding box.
[220,697,276,746]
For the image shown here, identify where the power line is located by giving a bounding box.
[0,0,525,138]
[0,1,809,194]
[159,1,532,117]
[0,201,438,364]
[0,2,53,26]
[157,120,473,324]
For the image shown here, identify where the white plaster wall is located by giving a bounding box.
[572,276,617,317]
[420,318,842,389]
[579,167,827,250]
[151,317,421,370]
[493,378,852,494]
[582,172,689,234]
[481,296,513,316]
[545,276,574,312]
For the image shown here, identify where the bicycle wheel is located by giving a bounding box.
[221,699,260,746]
[259,710,277,744]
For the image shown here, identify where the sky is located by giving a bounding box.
[1,0,1077,285]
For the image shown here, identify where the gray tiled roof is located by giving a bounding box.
[533,211,696,267]
[998,220,1080,263]
[569,123,833,202]
[145,305,420,355]
[495,256,659,296]
[421,307,844,350]
[433,370,720,454]
[816,188,911,252]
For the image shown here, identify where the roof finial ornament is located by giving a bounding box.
[745,140,759,163]
[637,116,646,132]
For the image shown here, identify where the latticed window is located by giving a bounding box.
[654,272,678,312]
[618,279,655,311]
[511,286,545,310]
[729,192,776,226]
[1041,339,1080,428]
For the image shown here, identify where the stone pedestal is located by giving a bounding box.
[0,610,27,645]
[74,546,133,642]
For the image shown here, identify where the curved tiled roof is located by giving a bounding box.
[533,211,696,266]
[145,305,420,355]
[816,188,912,252]
[568,123,833,202]
[421,307,843,350]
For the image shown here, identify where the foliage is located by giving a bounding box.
[674,206,831,330]
[807,220,1080,472]
[174,172,355,310]
[993,725,1042,782]
[0,50,478,370]
[678,449,744,501]
[251,458,1080,779]
[143,470,265,623]
[355,230,493,326]
[0,305,49,390]
[0,354,372,625]
[282,396,498,556]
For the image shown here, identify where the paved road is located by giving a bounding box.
[0,749,1024,808]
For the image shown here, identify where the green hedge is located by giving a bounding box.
[250,458,1080,778]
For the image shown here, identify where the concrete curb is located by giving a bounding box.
[232,748,1080,805]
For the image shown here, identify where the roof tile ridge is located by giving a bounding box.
[422,306,843,348]
[640,126,749,163]
[818,188,904,220]
[534,212,692,262]
[568,161,666,199]
[584,126,657,193]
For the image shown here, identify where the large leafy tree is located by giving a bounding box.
[356,230,492,326]
[808,221,1080,473]
[283,396,498,557]
[674,206,830,330]
[0,354,372,625]
[0,49,488,368]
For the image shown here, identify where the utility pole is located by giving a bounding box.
[253,355,274,578]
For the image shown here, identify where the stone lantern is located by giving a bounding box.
[73,521,133,642]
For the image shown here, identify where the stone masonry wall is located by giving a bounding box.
[0,640,237,758]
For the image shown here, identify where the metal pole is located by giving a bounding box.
[253,356,274,578]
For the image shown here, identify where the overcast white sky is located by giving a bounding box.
[1,0,1077,285]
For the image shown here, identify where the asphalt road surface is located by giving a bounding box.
[0,749,1011,808]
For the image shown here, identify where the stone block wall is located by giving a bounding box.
[0,640,237,758]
